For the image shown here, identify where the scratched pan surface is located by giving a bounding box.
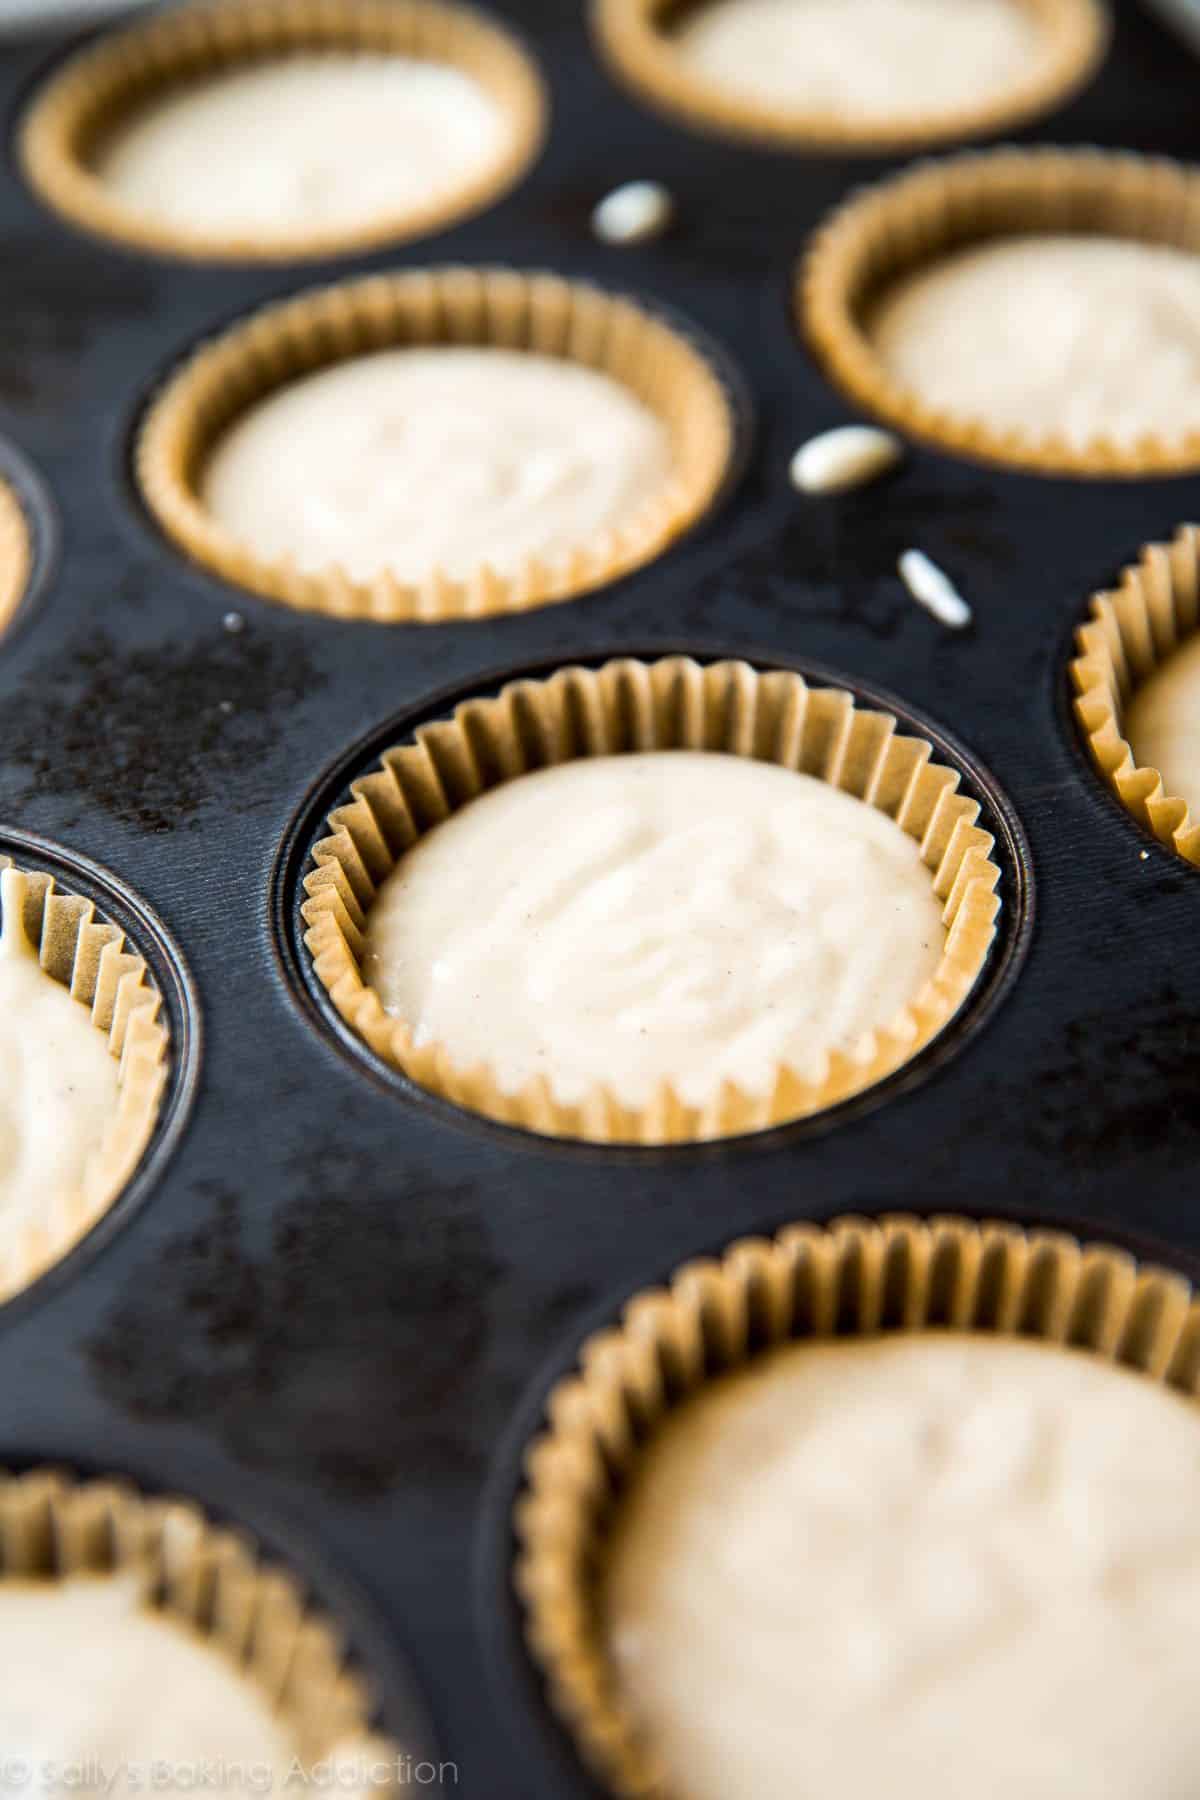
[1,4,1200,1797]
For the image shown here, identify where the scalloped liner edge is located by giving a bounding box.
[300,656,1002,1144]
[801,145,1200,478]
[591,0,1108,153]
[0,1466,396,1767]
[136,267,737,623]
[0,860,168,1301]
[1072,521,1200,863]
[514,1211,1200,1796]
[19,0,547,264]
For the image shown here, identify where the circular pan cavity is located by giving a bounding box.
[0,827,200,1322]
[478,1207,1200,1800]
[134,268,749,623]
[801,146,1200,478]
[272,646,1033,1153]
[19,0,547,264]
[1071,523,1200,866]
[592,0,1108,153]
[0,439,57,649]
[0,1464,438,1776]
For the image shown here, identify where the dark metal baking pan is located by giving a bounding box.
[0,3,1199,1795]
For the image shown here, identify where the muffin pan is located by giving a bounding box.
[3,3,1200,1798]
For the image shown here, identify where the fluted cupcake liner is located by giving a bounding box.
[0,861,168,1303]
[0,478,31,639]
[1072,522,1200,863]
[20,0,546,263]
[136,267,738,622]
[514,1211,1200,1796]
[802,146,1200,476]
[0,1467,395,1768]
[300,657,1002,1144]
[592,0,1107,152]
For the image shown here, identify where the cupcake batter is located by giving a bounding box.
[1125,634,1200,814]
[0,869,118,1229]
[605,1333,1200,1800]
[672,0,1041,122]
[93,53,504,242]
[361,752,945,1108]
[0,1573,294,1795]
[202,347,671,584]
[868,235,1200,451]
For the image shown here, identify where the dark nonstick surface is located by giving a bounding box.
[2,4,1200,1796]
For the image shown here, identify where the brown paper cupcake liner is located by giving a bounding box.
[0,479,31,640]
[1071,522,1200,863]
[514,1211,1200,1797]
[300,657,1002,1144]
[592,0,1107,153]
[0,860,169,1303]
[802,146,1200,477]
[20,0,547,263]
[136,268,738,622]
[0,1467,396,1768]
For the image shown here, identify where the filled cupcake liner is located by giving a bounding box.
[591,0,1107,153]
[0,479,31,639]
[514,1211,1200,1796]
[0,861,169,1303]
[300,656,1002,1144]
[19,0,546,263]
[136,267,738,622]
[802,145,1200,477]
[1072,522,1200,863]
[0,1467,394,1767]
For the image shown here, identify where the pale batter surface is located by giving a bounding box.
[202,347,672,584]
[1126,633,1200,814]
[0,871,118,1227]
[672,0,1041,121]
[0,1574,294,1796]
[361,752,945,1107]
[93,53,504,242]
[605,1334,1200,1800]
[868,234,1200,450]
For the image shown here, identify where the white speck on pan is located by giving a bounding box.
[898,549,972,630]
[790,425,903,494]
[591,180,674,245]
